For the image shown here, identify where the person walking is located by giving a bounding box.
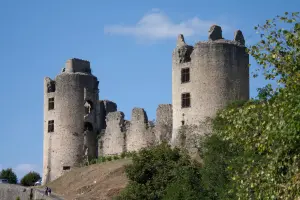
[44,187,48,196]
[48,187,52,196]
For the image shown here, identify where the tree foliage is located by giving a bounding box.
[20,171,41,186]
[115,143,204,200]
[115,12,300,200]
[201,11,300,199]
[248,12,300,88]
[0,168,17,184]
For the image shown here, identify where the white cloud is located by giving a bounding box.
[104,10,231,40]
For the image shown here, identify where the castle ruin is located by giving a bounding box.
[42,25,249,184]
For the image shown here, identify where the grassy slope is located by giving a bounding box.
[46,158,132,200]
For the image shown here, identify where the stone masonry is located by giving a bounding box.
[43,25,249,184]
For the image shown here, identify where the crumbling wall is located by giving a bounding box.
[99,107,157,156]
[126,108,156,152]
[154,104,173,144]
[174,120,213,156]
[98,100,118,131]
[100,111,126,156]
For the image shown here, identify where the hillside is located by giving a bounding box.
[46,158,132,200]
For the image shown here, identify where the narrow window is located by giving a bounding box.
[48,98,54,110]
[181,120,185,125]
[63,166,70,170]
[181,93,191,108]
[181,68,190,83]
[48,120,54,133]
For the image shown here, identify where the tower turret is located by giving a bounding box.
[42,58,99,184]
[171,25,249,148]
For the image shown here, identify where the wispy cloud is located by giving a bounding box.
[104,9,232,40]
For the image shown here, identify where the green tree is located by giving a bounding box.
[200,12,300,199]
[20,171,41,186]
[115,143,204,200]
[248,11,300,89]
[0,168,17,184]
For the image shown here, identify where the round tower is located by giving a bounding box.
[171,25,249,146]
[42,58,99,184]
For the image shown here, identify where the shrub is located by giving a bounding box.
[20,171,41,186]
[101,157,107,162]
[16,197,20,200]
[97,157,103,163]
[0,168,17,184]
[107,156,112,161]
[120,152,126,159]
[89,159,97,165]
[115,143,204,200]
[113,155,119,160]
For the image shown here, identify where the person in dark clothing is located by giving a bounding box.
[45,187,48,195]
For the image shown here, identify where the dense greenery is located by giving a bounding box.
[200,12,300,199]
[20,171,41,186]
[0,168,17,184]
[115,143,204,200]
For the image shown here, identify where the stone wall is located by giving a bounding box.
[43,58,99,185]
[100,111,126,156]
[171,25,249,146]
[99,105,172,156]
[154,104,173,144]
[0,184,59,200]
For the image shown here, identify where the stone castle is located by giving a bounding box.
[42,25,249,184]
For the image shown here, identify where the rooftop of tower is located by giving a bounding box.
[64,58,91,74]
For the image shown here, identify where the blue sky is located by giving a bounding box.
[0,0,298,180]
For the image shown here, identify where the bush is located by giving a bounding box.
[20,171,41,186]
[107,156,112,161]
[120,152,126,159]
[101,157,107,162]
[113,155,119,160]
[115,143,204,200]
[90,159,97,165]
[97,157,103,163]
[16,197,20,200]
[0,168,17,184]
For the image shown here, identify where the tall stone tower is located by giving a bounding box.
[171,25,249,147]
[42,58,100,184]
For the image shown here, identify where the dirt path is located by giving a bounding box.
[46,158,132,200]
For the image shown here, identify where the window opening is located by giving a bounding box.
[84,100,93,114]
[181,93,191,108]
[48,120,54,133]
[181,68,190,83]
[48,98,54,110]
[63,166,70,170]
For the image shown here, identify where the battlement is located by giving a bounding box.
[173,25,247,65]
[64,58,91,74]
